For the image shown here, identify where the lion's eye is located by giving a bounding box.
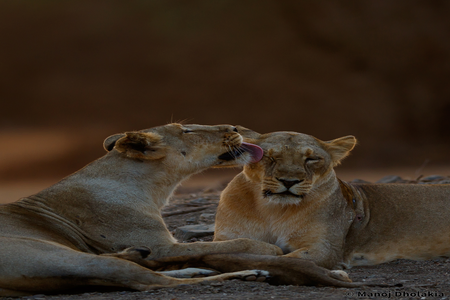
[263,155,276,163]
[183,129,194,134]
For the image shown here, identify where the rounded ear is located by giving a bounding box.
[321,135,357,166]
[103,134,126,152]
[236,125,262,142]
[113,132,167,160]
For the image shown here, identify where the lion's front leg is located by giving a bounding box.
[283,247,350,281]
[283,244,344,270]
[146,238,283,260]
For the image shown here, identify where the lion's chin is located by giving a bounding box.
[262,191,305,205]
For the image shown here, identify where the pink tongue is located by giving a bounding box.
[241,142,264,163]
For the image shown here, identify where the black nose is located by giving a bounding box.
[277,178,302,189]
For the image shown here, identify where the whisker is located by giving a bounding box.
[234,146,248,162]
[228,145,235,159]
[234,146,241,158]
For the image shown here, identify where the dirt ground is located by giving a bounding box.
[1,172,449,300]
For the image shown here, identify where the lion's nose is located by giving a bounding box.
[277,178,302,188]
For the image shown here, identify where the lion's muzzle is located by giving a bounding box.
[218,142,263,163]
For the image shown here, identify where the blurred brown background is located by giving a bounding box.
[1,0,450,200]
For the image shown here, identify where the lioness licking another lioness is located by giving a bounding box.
[215,127,450,269]
[0,124,283,296]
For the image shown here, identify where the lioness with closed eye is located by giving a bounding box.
[215,126,450,269]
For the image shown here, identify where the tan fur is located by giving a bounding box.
[215,127,450,269]
[0,123,282,296]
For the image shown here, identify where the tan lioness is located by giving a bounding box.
[0,123,284,296]
[215,127,450,270]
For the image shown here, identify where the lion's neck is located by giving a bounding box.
[298,169,341,206]
[35,154,189,211]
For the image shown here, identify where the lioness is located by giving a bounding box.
[215,127,450,269]
[0,123,281,296]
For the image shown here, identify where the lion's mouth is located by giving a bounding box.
[263,190,303,198]
[218,142,263,163]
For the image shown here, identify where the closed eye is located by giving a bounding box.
[264,155,277,163]
[183,129,194,134]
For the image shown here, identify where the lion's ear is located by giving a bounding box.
[236,125,261,142]
[103,134,125,152]
[322,135,357,166]
[112,132,167,160]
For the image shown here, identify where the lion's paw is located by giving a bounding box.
[159,268,220,278]
[330,270,352,282]
[231,270,270,282]
[100,246,151,260]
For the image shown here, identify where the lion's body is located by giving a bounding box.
[215,170,352,269]
[215,128,450,269]
[343,183,450,266]
[0,124,281,296]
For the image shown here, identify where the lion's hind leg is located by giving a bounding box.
[101,247,268,280]
[0,237,161,294]
[0,237,269,295]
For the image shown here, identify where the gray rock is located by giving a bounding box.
[186,217,197,224]
[420,175,449,182]
[350,178,371,183]
[175,224,215,241]
[199,213,216,222]
[189,198,209,206]
[376,175,404,183]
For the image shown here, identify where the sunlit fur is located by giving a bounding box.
[215,128,356,269]
[217,127,450,270]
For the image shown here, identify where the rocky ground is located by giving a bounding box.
[5,175,450,300]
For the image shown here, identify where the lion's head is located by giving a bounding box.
[238,126,356,205]
[103,123,263,173]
